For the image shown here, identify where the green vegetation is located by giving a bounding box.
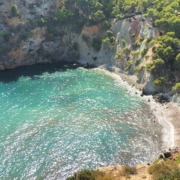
[175,53,180,68]
[5,0,180,93]
[11,4,19,17]
[153,77,166,87]
[146,59,164,72]
[67,169,98,180]
[121,39,126,47]
[121,165,137,178]
[47,33,54,41]
[172,83,180,93]
[134,40,141,48]
[135,58,141,65]
[148,160,179,179]
[115,50,123,60]
[1,32,10,42]
[141,47,148,56]
[70,42,79,51]
[103,20,110,30]
[82,34,89,42]
[124,60,133,71]
[176,153,180,163]
[134,66,143,73]
[39,18,47,27]
[55,6,74,23]
[157,171,180,180]
[92,10,105,22]
[122,46,130,53]
[131,50,139,56]
[92,37,102,51]
[20,32,33,40]
[102,30,115,49]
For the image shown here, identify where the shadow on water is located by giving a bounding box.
[0,63,81,83]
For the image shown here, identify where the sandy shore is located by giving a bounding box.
[97,66,180,150]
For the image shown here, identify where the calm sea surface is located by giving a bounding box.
[0,64,162,180]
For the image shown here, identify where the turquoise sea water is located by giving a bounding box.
[0,64,162,180]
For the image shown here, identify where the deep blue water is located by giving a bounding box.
[0,64,162,180]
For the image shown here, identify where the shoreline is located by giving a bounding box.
[95,65,180,150]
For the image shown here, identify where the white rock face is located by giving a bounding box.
[77,15,158,94]
[0,1,161,95]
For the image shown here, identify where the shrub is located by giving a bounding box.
[47,33,54,41]
[122,46,130,53]
[131,33,135,37]
[0,46,11,54]
[149,39,157,47]
[148,160,179,179]
[56,6,74,23]
[124,60,133,71]
[145,54,149,59]
[116,14,123,19]
[2,32,10,42]
[71,42,79,51]
[39,18,47,27]
[92,37,102,51]
[172,82,180,93]
[141,47,148,56]
[153,158,161,163]
[115,50,123,59]
[82,34,89,42]
[121,39,126,47]
[92,10,105,22]
[66,169,98,180]
[110,36,115,44]
[102,37,110,45]
[157,170,180,180]
[121,165,137,178]
[134,66,143,73]
[146,62,155,71]
[153,58,164,66]
[106,30,113,37]
[11,4,19,17]
[146,59,163,72]
[103,20,110,29]
[139,35,144,42]
[153,77,166,87]
[134,41,141,48]
[28,19,34,26]
[152,53,159,59]
[176,153,180,163]
[131,50,139,56]
[20,32,33,40]
[135,58,141,65]
[110,45,116,51]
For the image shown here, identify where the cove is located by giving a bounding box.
[0,63,163,180]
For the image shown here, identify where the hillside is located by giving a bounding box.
[1,0,180,100]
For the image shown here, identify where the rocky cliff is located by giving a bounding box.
[0,0,79,70]
[0,0,179,100]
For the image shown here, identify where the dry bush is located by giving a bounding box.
[121,165,137,178]
[96,172,114,180]
[148,159,179,179]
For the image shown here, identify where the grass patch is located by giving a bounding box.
[148,160,179,179]
[121,165,137,178]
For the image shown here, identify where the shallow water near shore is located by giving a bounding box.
[0,64,163,179]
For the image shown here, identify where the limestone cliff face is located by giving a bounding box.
[77,15,161,94]
[0,0,79,70]
[0,1,168,95]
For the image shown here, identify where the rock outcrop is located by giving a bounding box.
[0,1,178,98]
